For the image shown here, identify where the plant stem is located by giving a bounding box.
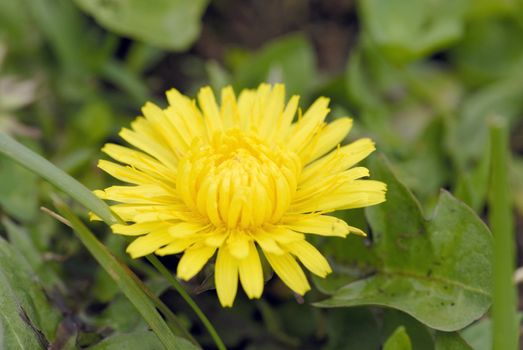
[111,211,227,350]
[0,133,224,348]
[489,117,518,350]
[147,255,227,350]
[54,199,191,349]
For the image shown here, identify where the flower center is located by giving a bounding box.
[177,129,301,229]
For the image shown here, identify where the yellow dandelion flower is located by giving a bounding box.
[95,83,386,307]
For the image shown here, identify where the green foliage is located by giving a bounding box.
[435,332,472,350]
[0,155,38,221]
[316,156,492,331]
[0,235,61,348]
[359,0,468,63]
[73,0,209,50]
[0,133,115,223]
[0,0,521,348]
[55,199,198,349]
[232,34,317,98]
[383,326,412,350]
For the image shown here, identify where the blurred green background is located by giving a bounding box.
[1,0,523,349]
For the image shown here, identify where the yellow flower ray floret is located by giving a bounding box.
[96,83,386,307]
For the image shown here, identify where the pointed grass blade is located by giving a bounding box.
[0,132,114,224]
[53,199,199,350]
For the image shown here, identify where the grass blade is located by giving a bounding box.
[0,132,223,349]
[54,198,199,350]
[0,132,114,224]
[489,117,518,350]
[146,255,227,350]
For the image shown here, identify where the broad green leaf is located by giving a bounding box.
[434,332,472,350]
[383,326,412,350]
[315,156,492,331]
[312,208,376,295]
[358,0,468,63]
[0,155,38,221]
[73,0,209,50]
[0,237,61,349]
[233,34,316,98]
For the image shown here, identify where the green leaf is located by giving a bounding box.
[381,310,434,350]
[315,156,492,331]
[233,34,316,98]
[383,326,412,350]
[0,237,61,349]
[434,332,472,350]
[359,0,468,63]
[73,0,209,50]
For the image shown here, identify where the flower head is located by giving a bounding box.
[95,84,386,306]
